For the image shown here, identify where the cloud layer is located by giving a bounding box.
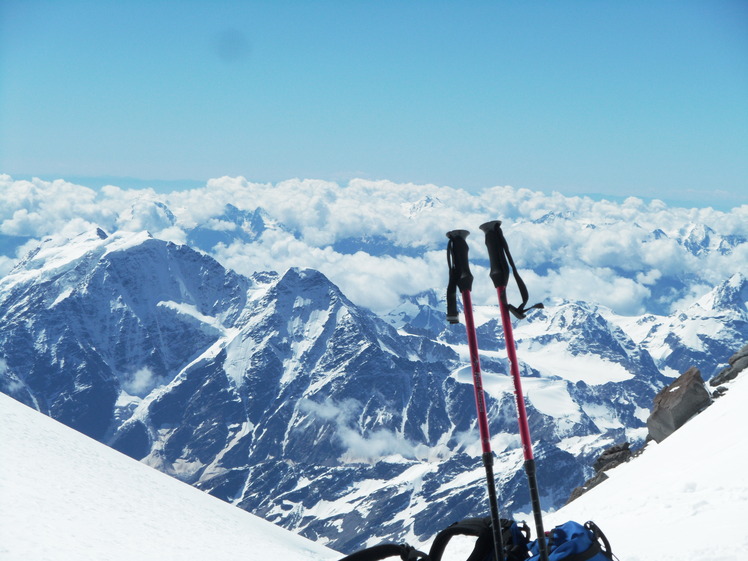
[1,174,746,316]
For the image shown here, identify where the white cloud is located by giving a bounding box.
[122,367,162,397]
[0,177,114,237]
[523,266,652,316]
[299,398,435,463]
[1,174,746,317]
[0,257,14,279]
[337,426,421,463]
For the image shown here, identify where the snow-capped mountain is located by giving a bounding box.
[0,391,340,561]
[606,272,748,378]
[187,204,284,253]
[1,228,745,553]
[0,228,251,440]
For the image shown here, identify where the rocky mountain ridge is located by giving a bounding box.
[1,228,746,552]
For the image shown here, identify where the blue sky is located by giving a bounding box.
[1,1,746,209]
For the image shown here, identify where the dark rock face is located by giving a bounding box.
[566,441,631,504]
[566,470,609,504]
[710,343,748,387]
[592,442,632,473]
[647,367,712,443]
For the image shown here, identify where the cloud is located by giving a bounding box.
[540,267,652,316]
[299,398,439,463]
[337,426,422,463]
[122,367,163,397]
[0,257,14,279]
[0,176,114,237]
[1,174,746,317]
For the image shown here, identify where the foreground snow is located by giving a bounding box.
[441,371,748,561]
[0,393,340,561]
[542,370,748,560]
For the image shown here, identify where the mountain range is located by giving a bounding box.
[1,224,746,553]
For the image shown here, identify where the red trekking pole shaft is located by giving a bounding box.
[462,289,493,457]
[446,230,506,561]
[480,220,549,561]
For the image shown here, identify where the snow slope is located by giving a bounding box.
[0,393,340,561]
[541,370,748,560]
[445,371,748,560]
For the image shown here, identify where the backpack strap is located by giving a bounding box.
[429,517,491,561]
[429,517,530,561]
[584,521,613,559]
[559,543,603,561]
[338,543,430,561]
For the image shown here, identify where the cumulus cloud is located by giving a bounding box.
[0,176,115,237]
[299,398,440,463]
[527,266,652,316]
[122,367,163,397]
[0,256,15,278]
[1,174,746,317]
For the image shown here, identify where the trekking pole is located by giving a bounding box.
[479,220,549,561]
[446,229,506,561]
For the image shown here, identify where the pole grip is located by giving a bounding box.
[446,230,473,293]
[479,221,510,289]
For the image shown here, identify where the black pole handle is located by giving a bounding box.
[479,220,510,289]
[446,230,473,292]
[446,230,473,324]
[481,220,544,319]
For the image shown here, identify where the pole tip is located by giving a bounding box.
[479,220,502,233]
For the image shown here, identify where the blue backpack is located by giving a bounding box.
[528,521,613,561]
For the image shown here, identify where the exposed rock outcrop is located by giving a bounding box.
[592,441,632,472]
[710,343,748,387]
[567,346,747,506]
[646,367,712,443]
[566,470,609,504]
[566,442,632,504]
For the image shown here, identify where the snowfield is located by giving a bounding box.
[540,370,748,561]
[0,393,340,561]
[444,370,748,561]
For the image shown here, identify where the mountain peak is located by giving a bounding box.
[279,266,334,288]
[402,195,444,218]
[693,273,748,313]
[3,229,149,290]
[119,198,177,231]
